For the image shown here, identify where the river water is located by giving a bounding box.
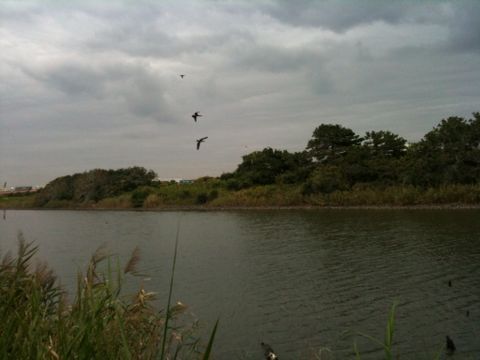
[1,209,479,358]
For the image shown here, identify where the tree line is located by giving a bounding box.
[34,167,157,206]
[222,112,480,194]
[34,112,480,206]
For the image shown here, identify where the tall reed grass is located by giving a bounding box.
[351,303,445,360]
[0,234,217,359]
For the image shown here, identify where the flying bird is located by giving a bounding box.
[180,74,185,78]
[192,112,202,122]
[196,137,208,150]
[261,342,279,360]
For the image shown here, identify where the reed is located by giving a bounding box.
[0,234,217,359]
[353,303,397,360]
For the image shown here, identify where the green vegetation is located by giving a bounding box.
[354,304,399,360]
[33,167,156,207]
[0,193,36,208]
[0,236,217,359]
[2,112,480,209]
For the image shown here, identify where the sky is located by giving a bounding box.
[1,0,479,186]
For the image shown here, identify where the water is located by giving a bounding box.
[1,209,479,358]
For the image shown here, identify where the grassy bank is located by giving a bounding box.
[2,183,480,209]
[0,237,216,359]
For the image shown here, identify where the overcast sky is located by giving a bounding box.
[1,0,479,186]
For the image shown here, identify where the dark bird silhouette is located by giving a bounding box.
[448,280,452,287]
[196,137,208,150]
[466,310,470,317]
[180,74,185,78]
[446,335,456,353]
[261,342,279,360]
[192,112,202,122]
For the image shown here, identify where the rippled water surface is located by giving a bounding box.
[1,210,479,358]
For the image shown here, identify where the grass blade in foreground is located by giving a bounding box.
[160,218,182,360]
[384,303,397,360]
[202,319,219,360]
[353,303,397,359]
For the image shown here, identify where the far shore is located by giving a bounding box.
[3,204,480,211]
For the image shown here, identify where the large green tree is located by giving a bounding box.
[405,114,480,185]
[306,124,362,163]
[363,130,407,158]
[232,148,311,186]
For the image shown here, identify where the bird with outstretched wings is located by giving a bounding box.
[192,111,202,122]
[196,137,208,150]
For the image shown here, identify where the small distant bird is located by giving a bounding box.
[466,310,470,317]
[448,280,452,287]
[192,112,202,122]
[446,335,456,353]
[180,74,185,78]
[196,137,208,150]
[261,342,279,360]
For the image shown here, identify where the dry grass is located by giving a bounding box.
[0,234,216,359]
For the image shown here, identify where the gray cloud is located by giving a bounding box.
[261,0,480,53]
[1,0,479,186]
[16,60,177,122]
[260,1,438,32]
[23,63,106,96]
[446,2,480,52]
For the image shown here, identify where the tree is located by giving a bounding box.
[405,114,480,185]
[34,167,158,206]
[232,148,311,185]
[306,124,362,163]
[363,130,407,158]
[277,151,313,184]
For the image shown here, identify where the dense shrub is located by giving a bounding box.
[208,190,219,201]
[302,166,349,195]
[195,193,208,204]
[131,188,152,208]
[35,167,157,206]
[226,179,241,191]
[180,190,191,199]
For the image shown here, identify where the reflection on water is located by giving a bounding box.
[1,210,479,358]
